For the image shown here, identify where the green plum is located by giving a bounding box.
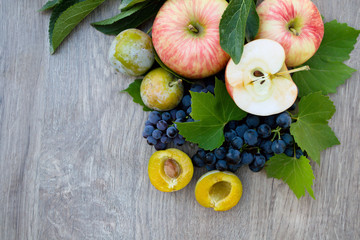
[140,68,184,111]
[108,29,154,76]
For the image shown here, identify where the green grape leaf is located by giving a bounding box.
[39,0,62,11]
[220,0,252,64]
[119,0,147,10]
[91,0,164,35]
[49,0,105,54]
[265,154,315,199]
[92,2,147,26]
[290,92,340,165]
[176,78,247,150]
[245,0,259,42]
[313,20,360,62]
[121,79,151,111]
[292,20,360,97]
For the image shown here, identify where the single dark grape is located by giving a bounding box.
[276,112,292,128]
[260,140,273,154]
[289,103,296,111]
[243,129,258,146]
[197,149,206,159]
[246,115,260,128]
[175,118,184,123]
[166,126,178,138]
[154,142,167,150]
[182,95,191,108]
[145,120,154,126]
[200,88,208,93]
[152,129,162,140]
[160,135,170,144]
[296,149,304,159]
[147,136,157,145]
[148,111,161,124]
[249,164,262,172]
[170,109,177,120]
[226,149,241,165]
[175,110,186,120]
[240,152,253,165]
[186,107,192,115]
[264,153,274,161]
[231,136,244,149]
[284,147,294,157]
[264,115,276,128]
[204,152,217,165]
[228,163,242,172]
[257,124,271,138]
[227,120,237,130]
[161,112,171,122]
[173,135,185,146]
[281,133,294,146]
[190,84,203,92]
[271,140,286,154]
[143,125,155,138]
[206,164,216,171]
[206,85,215,94]
[214,147,226,160]
[224,129,237,142]
[235,124,249,138]
[156,120,168,131]
[253,153,266,168]
[192,154,205,167]
[216,160,228,171]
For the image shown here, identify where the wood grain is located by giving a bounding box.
[0,0,359,239]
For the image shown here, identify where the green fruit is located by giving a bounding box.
[140,68,184,111]
[108,29,154,76]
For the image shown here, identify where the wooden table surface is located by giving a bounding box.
[1,0,359,239]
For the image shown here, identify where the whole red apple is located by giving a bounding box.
[152,0,229,79]
[256,0,324,67]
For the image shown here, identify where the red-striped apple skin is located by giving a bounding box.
[256,0,324,67]
[152,0,229,79]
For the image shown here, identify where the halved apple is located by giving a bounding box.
[225,39,304,116]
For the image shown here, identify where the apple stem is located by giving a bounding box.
[187,24,199,34]
[275,65,310,76]
[169,79,182,87]
[289,27,300,36]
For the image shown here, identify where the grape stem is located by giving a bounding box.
[287,111,298,121]
[271,126,282,141]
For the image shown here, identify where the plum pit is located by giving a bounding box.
[164,158,181,178]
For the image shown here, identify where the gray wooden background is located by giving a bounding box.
[1,0,359,239]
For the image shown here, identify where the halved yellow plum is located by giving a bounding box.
[148,148,193,192]
[195,170,242,211]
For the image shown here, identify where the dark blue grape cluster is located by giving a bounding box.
[192,107,306,173]
[143,83,214,150]
[143,109,186,150]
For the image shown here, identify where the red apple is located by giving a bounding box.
[152,0,230,79]
[256,0,324,67]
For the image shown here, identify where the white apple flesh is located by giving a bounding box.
[225,39,302,116]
